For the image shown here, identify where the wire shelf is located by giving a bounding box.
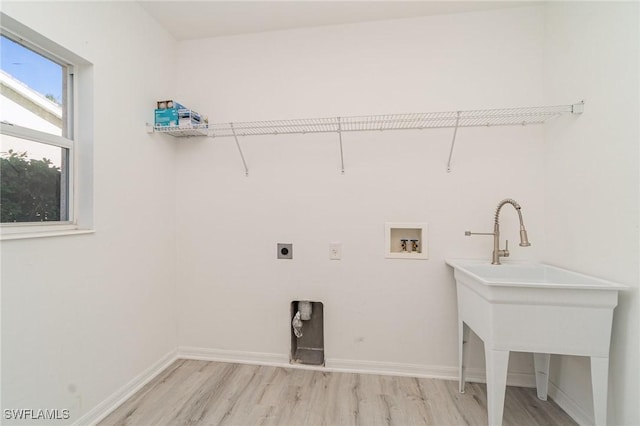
[153,124,209,137]
[155,104,576,138]
[149,102,583,174]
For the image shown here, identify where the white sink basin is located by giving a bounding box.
[446,258,627,290]
[447,258,627,426]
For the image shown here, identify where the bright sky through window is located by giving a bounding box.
[1,35,63,103]
[1,34,65,167]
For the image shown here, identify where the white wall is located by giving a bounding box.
[174,6,547,378]
[1,2,178,423]
[543,3,640,425]
[2,3,636,426]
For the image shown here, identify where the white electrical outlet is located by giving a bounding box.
[329,243,342,260]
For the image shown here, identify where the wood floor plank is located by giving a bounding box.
[99,360,577,426]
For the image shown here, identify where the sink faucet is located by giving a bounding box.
[465,198,531,265]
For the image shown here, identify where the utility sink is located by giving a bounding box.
[446,258,627,426]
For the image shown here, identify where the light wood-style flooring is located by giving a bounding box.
[99,359,577,426]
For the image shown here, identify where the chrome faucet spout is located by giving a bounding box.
[465,198,532,265]
[492,198,531,264]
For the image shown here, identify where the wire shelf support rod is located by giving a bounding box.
[230,123,249,177]
[337,116,345,174]
[446,111,461,173]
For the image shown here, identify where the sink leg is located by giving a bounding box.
[591,356,609,426]
[485,349,509,426]
[533,353,551,400]
[458,319,470,393]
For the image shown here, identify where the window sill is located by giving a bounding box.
[1,227,95,241]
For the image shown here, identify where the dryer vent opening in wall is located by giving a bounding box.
[290,301,324,366]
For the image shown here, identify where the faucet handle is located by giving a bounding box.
[465,231,494,236]
[503,240,510,258]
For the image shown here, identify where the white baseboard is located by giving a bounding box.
[177,346,536,387]
[72,349,178,426]
[548,381,594,426]
[326,357,459,380]
[464,367,536,388]
[178,346,289,366]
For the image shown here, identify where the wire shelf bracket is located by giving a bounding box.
[446,111,461,173]
[148,101,584,174]
[337,116,345,174]
[230,122,249,177]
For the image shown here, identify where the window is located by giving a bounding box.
[1,13,93,238]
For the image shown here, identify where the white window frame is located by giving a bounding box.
[1,13,93,240]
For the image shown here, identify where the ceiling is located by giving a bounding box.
[138,1,538,41]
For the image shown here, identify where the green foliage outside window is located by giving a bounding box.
[1,150,61,222]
